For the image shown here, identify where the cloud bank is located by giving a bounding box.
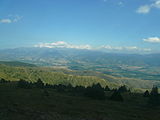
[35,41,152,53]
[100,45,151,52]
[35,41,92,50]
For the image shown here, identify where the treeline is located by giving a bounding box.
[0,78,160,106]
[0,78,129,101]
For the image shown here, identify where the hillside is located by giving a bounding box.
[0,64,159,90]
[0,64,115,88]
[0,61,36,67]
[0,81,160,120]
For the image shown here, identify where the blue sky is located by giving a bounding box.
[0,0,160,53]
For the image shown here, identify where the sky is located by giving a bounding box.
[0,0,160,53]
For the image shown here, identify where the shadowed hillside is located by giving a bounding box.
[0,79,160,120]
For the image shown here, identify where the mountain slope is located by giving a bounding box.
[0,64,159,90]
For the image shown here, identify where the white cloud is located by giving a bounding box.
[136,5,151,14]
[143,37,160,43]
[0,15,22,24]
[100,45,151,52]
[136,0,160,14]
[101,45,123,50]
[35,41,152,53]
[35,41,92,50]
[152,0,160,8]
[0,19,12,23]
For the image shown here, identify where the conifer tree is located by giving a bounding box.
[143,90,150,97]
[148,86,160,106]
[35,78,44,88]
[110,90,124,102]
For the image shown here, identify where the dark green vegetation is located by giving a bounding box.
[0,79,160,120]
[0,61,36,67]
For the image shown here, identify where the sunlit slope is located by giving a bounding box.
[0,64,117,88]
[0,63,159,89]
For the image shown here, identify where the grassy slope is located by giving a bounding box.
[54,68,159,89]
[0,82,160,120]
[0,64,117,88]
[0,63,160,90]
